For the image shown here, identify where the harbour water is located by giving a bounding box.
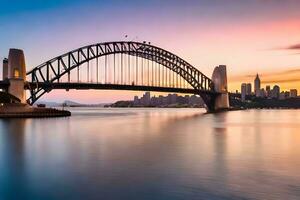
[1,108,300,200]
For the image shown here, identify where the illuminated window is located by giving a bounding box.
[14,68,20,78]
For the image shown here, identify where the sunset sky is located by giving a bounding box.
[0,0,300,103]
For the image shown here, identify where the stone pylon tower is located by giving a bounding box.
[211,65,229,110]
[2,49,27,103]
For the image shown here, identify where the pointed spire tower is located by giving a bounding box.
[254,74,261,97]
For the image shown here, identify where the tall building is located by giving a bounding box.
[170,94,177,104]
[133,96,139,106]
[189,95,202,105]
[158,95,164,105]
[271,85,280,99]
[246,83,252,95]
[266,85,271,97]
[260,88,266,98]
[254,74,261,97]
[143,92,151,106]
[241,83,247,102]
[163,94,178,105]
[279,92,285,100]
[290,89,298,98]
[285,91,290,98]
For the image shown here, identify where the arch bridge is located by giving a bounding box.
[1,41,229,112]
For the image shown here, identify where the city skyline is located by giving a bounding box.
[240,73,298,102]
[132,92,204,107]
[1,0,300,103]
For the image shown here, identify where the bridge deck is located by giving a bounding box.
[26,82,216,95]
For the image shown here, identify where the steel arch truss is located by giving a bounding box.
[26,41,214,104]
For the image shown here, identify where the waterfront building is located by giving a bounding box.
[177,96,188,104]
[290,89,297,98]
[271,85,280,99]
[170,94,177,104]
[241,83,247,102]
[266,85,271,97]
[184,95,190,104]
[150,96,159,106]
[189,95,203,106]
[143,92,151,106]
[158,95,164,106]
[254,74,261,97]
[166,94,172,104]
[246,83,252,95]
[133,96,139,106]
[279,92,286,100]
[260,88,266,98]
[285,91,290,98]
[139,92,151,106]
[162,96,169,105]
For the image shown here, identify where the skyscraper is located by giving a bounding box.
[143,92,151,106]
[133,96,140,106]
[241,83,247,102]
[272,85,280,99]
[290,89,297,98]
[266,85,271,97]
[254,74,261,97]
[246,83,252,95]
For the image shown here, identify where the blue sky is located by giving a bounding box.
[1,0,299,64]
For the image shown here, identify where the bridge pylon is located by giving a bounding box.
[2,49,27,103]
[208,65,229,112]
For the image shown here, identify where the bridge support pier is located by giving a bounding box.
[2,49,27,103]
[203,65,229,112]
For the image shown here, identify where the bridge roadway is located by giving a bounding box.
[0,80,216,95]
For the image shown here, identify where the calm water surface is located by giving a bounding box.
[1,108,300,200]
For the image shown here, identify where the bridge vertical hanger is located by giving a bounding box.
[96,47,99,83]
[120,47,123,84]
[77,51,80,82]
[141,57,144,85]
[128,46,130,85]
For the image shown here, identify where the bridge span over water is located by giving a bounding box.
[1,41,229,112]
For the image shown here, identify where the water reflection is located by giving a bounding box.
[0,119,28,199]
[0,108,300,200]
[213,113,228,194]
